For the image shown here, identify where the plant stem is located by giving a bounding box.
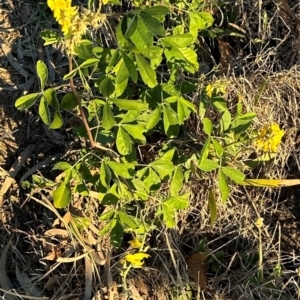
[68,55,95,148]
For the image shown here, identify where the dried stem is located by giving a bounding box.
[68,55,95,148]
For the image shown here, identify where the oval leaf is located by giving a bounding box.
[135,53,157,87]
[143,6,169,15]
[146,106,161,130]
[102,103,115,129]
[218,169,230,203]
[39,96,51,125]
[139,12,166,36]
[203,117,213,135]
[123,15,137,39]
[116,126,132,155]
[111,99,148,111]
[53,181,71,208]
[15,93,40,110]
[221,167,245,183]
[49,110,64,129]
[161,34,193,48]
[36,60,48,90]
[60,92,78,110]
[44,88,59,109]
[100,77,115,97]
[63,68,78,80]
[122,52,138,83]
[79,58,99,69]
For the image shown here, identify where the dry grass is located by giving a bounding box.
[1,0,300,300]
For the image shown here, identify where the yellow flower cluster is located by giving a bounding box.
[122,252,150,267]
[47,0,77,36]
[206,80,226,98]
[255,123,284,153]
[47,0,106,52]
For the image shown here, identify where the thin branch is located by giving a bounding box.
[68,55,95,148]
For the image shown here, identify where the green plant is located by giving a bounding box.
[15,0,286,272]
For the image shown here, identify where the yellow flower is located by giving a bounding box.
[255,123,284,153]
[48,1,105,53]
[206,80,226,98]
[121,252,150,267]
[255,217,264,228]
[128,239,142,249]
[47,0,78,35]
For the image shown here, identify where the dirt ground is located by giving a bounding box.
[2,0,300,300]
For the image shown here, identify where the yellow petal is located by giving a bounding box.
[128,239,142,249]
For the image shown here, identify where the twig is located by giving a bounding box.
[68,56,95,148]
[0,144,34,209]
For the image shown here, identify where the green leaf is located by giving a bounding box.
[49,111,63,129]
[211,96,227,111]
[177,97,196,124]
[218,169,230,203]
[100,162,111,188]
[163,105,179,137]
[198,159,219,172]
[107,50,120,72]
[53,181,71,208]
[106,161,135,179]
[115,59,130,84]
[161,34,193,48]
[140,46,163,59]
[63,69,77,80]
[161,204,176,228]
[221,167,245,183]
[100,77,115,97]
[53,162,72,171]
[110,220,123,248]
[111,99,148,111]
[44,88,59,109]
[150,150,175,179]
[208,188,217,224]
[99,210,115,221]
[139,12,166,36]
[118,211,138,229]
[123,15,137,39]
[130,16,153,49]
[121,52,138,83]
[143,168,160,190]
[177,47,199,72]
[60,92,78,110]
[41,29,61,45]
[189,11,214,40]
[116,126,132,155]
[79,58,99,68]
[231,112,256,134]
[114,78,128,97]
[122,124,146,143]
[146,107,161,130]
[170,166,184,196]
[102,103,115,130]
[203,117,213,135]
[120,110,140,123]
[178,97,196,112]
[135,53,157,88]
[15,93,40,110]
[143,6,169,15]
[36,60,48,90]
[39,96,51,125]
[199,138,210,164]
[211,138,223,158]
[220,110,231,133]
[164,194,189,210]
